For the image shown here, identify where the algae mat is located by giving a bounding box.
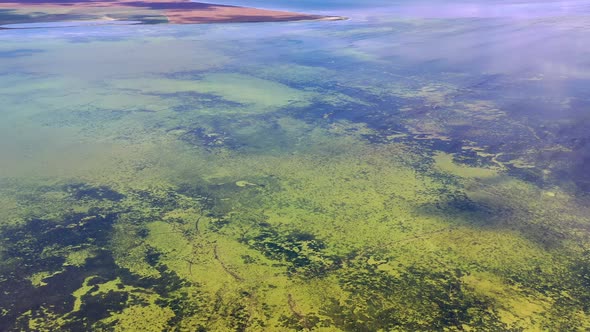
[2,4,590,331]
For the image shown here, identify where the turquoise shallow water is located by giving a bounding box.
[1,1,590,330]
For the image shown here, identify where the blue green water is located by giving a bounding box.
[1,1,590,330]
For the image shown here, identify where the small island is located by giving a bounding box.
[0,0,345,28]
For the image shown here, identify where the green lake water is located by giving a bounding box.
[1,1,590,330]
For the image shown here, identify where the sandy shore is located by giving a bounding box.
[0,0,345,25]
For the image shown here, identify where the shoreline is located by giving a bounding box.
[0,0,346,27]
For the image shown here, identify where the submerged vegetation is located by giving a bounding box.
[2,6,590,331]
[2,125,590,330]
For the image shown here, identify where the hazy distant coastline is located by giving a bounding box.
[0,0,345,27]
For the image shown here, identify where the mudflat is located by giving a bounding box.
[0,0,343,26]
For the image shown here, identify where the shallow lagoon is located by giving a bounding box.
[1,1,590,330]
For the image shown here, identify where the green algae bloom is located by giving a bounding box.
[2,2,590,331]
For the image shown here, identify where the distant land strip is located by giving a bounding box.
[0,0,346,27]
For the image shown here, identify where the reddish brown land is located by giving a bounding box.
[0,0,343,25]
